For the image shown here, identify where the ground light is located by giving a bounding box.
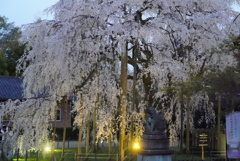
[44,145,51,152]
[133,141,140,150]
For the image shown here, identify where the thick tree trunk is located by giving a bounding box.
[142,73,153,107]
[119,42,128,161]
[130,40,138,152]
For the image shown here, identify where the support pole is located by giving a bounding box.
[61,96,68,160]
[201,146,204,161]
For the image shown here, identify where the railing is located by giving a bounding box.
[10,150,232,161]
[172,150,228,161]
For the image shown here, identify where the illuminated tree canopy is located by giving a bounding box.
[0,0,239,158]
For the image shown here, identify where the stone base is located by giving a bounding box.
[141,133,169,150]
[137,154,172,161]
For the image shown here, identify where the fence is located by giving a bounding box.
[1,138,237,161]
[171,150,238,161]
[11,150,233,161]
[53,137,118,149]
[13,150,121,161]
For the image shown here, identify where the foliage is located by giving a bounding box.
[203,66,240,115]
[0,16,24,76]
[223,35,240,69]
[204,67,240,95]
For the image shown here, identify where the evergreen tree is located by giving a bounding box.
[0,16,24,76]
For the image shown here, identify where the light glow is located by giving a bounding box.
[133,142,140,150]
[44,146,51,152]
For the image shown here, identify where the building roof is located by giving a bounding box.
[0,76,77,101]
[0,75,23,100]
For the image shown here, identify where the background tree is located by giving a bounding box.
[144,0,239,147]
[0,16,24,76]
[202,66,240,150]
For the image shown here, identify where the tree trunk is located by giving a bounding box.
[50,105,58,161]
[180,99,184,152]
[77,93,84,161]
[186,95,190,154]
[77,122,83,161]
[109,120,112,155]
[142,73,153,107]
[217,94,221,151]
[93,55,100,152]
[93,96,98,152]
[119,42,128,161]
[61,96,68,160]
[231,98,235,112]
[86,111,91,155]
[130,40,138,152]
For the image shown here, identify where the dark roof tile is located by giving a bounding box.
[0,75,23,100]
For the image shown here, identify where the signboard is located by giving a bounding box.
[198,132,209,160]
[198,133,208,147]
[226,112,240,159]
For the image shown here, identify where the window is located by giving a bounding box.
[2,115,10,121]
[50,109,61,121]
